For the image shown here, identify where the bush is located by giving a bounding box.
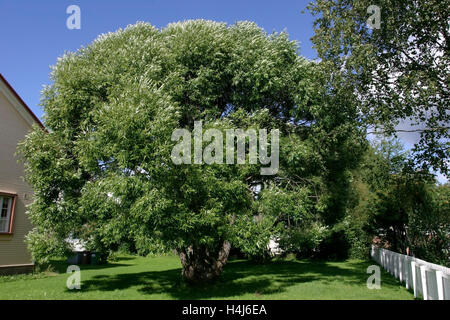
[316,227,351,260]
[231,214,276,263]
[25,228,71,269]
[278,221,328,258]
[407,184,450,266]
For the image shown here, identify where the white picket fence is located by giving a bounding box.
[371,246,450,300]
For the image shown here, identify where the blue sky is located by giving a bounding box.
[0,0,315,120]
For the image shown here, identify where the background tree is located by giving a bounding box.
[308,0,449,176]
[346,138,449,265]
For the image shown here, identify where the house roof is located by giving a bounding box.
[0,73,45,129]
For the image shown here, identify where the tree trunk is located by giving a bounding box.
[178,241,231,283]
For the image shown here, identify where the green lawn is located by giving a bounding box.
[0,255,414,300]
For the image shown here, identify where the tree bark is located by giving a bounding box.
[178,240,231,283]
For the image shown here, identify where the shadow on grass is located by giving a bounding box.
[49,256,134,274]
[79,258,405,299]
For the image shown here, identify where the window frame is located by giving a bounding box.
[0,191,17,235]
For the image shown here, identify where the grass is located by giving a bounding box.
[0,254,414,300]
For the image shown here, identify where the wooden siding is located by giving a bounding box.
[0,89,34,266]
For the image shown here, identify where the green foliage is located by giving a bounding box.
[279,221,328,258]
[406,184,450,266]
[346,138,449,265]
[25,228,71,268]
[368,172,449,266]
[341,215,372,260]
[19,20,369,275]
[308,0,450,176]
[19,20,330,272]
[133,235,171,257]
[256,184,328,258]
[344,177,376,259]
[230,213,277,263]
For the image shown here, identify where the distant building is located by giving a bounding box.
[0,74,44,275]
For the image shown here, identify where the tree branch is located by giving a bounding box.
[367,127,450,134]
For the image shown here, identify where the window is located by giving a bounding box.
[0,194,16,234]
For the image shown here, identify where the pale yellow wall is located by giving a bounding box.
[0,90,35,266]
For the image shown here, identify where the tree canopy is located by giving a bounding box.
[19,19,383,282]
[308,0,449,176]
[19,20,352,280]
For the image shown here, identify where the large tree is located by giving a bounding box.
[19,20,365,282]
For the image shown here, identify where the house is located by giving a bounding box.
[0,73,44,275]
